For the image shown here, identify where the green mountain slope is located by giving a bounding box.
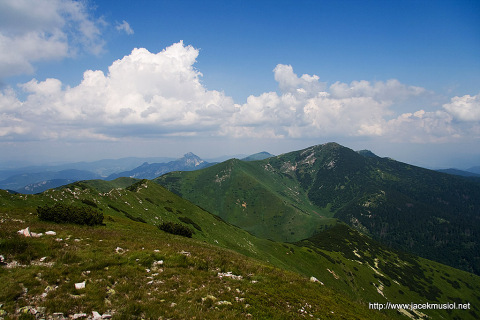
[156,158,335,242]
[156,143,480,275]
[1,203,389,319]
[1,179,479,319]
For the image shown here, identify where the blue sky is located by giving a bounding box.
[0,0,479,168]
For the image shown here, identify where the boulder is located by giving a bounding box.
[17,227,31,237]
[75,281,86,290]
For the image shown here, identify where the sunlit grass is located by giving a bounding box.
[0,208,391,319]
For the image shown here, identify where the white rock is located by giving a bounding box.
[92,311,102,319]
[75,281,86,290]
[17,227,31,237]
[72,313,87,319]
[217,272,243,280]
[310,276,324,285]
[45,231,56,236]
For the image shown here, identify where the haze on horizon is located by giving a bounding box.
[0,0,479,169]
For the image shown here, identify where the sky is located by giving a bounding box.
[0,0,479,169]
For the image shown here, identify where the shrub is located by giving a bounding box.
[124,212,147,223]
[37,203,103,226]
[178,216,202,231]
[158,222,193,238]
[126,179,148,192]
[81,199,98,208]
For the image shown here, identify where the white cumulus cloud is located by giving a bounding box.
[0,41,235,140]
[227,64,427,139]
[443,93,480,121]
[0,0,105,78]
[0,41,477,144]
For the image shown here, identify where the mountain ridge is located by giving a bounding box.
[107,152,211,180]
[1,178,479,319]
[156,142,480,275]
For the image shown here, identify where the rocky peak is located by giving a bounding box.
[182,152,204,167]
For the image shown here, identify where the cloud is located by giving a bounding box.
[384,110,459,143]
[329,79,425,102]
[116,20,134,35]
[443,93,480,121]
[227,65,426,139]
[0,0,105,78]
[0,41,478,144]
[273,64,326,96]
[0,41,235,140]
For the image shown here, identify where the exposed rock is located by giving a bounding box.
[17,227,31,237]
[17,227,42,237]
[202,295,217,302]
[72,313,87,319]
[92,311,102,319]
[17,306,32,314]
[217,271,243,280]
[153,260,164,266]
[309,276,324,285]
[75,281,86,290]
[45,231,57,235]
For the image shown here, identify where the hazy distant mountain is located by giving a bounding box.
[107,152,211,180]
[204,154,248,163]
[437,168,480,182]
[0,169,101,191]
[467,166,480,175]
[16,179,77,194]
[0,157,176,180]
[242,151,275,161]
[157,142,480,275]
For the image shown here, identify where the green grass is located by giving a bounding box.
[155,158,336,242]
[0,208,391,319]
[156,143,480,275]
[1,179,479,319]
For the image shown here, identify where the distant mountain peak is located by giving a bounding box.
[183,152,198,158]
[182,152,204,166]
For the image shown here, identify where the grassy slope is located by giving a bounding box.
[1,180,479,319]
[0,209,388,320]
[155,159,335,242]
[156,143,480,275]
